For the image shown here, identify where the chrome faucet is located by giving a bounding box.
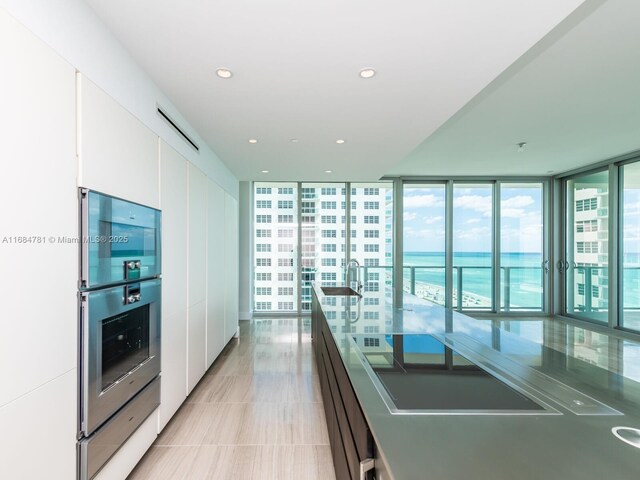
[346,259,362,293]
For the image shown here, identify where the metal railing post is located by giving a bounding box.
[503,267,511,312]
[585,266,592,313]
[457,266,463,311]
[410,267,416,295]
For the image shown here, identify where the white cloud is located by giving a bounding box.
[455,226,491,240]
[423,215,443,225]
[453,195,492,215]
[465,218,481,225]
[404,194,444,209]
[404,227,444,239]
[500,196,537,218]
[501,195,534,209]
[502,208,525,218]
[403,212,417,222]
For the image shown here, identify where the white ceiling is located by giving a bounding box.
[84,0,586,181]
[392,0,640,177]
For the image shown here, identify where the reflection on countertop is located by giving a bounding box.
[313,282,640,480]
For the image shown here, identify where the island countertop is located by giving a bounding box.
[312,283,640,480]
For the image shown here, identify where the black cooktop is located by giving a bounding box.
[353,334,544,411]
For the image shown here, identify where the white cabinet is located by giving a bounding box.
[77,74,159,209]
[0,9,77,408]
[158,140,188,430]
[187,164,207,392]
[206,180,226,366]
[224,193,239,343]
[0,370,76,480]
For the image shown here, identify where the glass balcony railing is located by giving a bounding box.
[401,265,544,312]
[348,264,640,314]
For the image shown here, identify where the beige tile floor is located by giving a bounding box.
[128,318,336,480]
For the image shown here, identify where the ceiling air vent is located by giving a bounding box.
[156,105,199,152]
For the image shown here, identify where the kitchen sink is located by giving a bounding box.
[321,286,361,297]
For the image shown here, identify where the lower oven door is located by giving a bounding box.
[80,279,161,436]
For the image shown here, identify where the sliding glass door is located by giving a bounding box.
[621,162,640,332]
[402,180,546,312]
[500,183,544,311]
[453,184,493,311]
[565,170,609,323]
[402,184,446,305]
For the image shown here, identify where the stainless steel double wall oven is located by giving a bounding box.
[77,189,162,480]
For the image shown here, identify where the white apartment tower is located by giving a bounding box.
[253,183,392,331]
[572,186,609,313]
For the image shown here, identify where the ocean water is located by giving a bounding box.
[402,252,640,311]
[403,252,543,309]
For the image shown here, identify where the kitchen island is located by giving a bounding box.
[311,283,640,480]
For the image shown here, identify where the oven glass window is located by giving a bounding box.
[101,305,150,391]
[87,191,160,286]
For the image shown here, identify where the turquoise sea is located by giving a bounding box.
[403,252,543,309]
[402,252,640,311]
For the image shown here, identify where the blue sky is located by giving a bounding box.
[403,185,543,253]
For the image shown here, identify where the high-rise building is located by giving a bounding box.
[571,185,609,313]
[253,183,393,326]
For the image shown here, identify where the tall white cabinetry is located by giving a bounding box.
[187,164,208,393]
[0,8,239,479]
[207,181,226,366]
[0,10,77,479]
[159,140,188,429]
[77,74,159,209]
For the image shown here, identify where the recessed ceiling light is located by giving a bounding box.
[248,139,258,144]
[335,139,345,144]
[517,142,527,152]
[325,170,333,174]
[261,170,269,174]
[359,68,376,79]
[290,138,299,143]
[216,68,233,79]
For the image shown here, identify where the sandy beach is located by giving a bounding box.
[404,280,492,308]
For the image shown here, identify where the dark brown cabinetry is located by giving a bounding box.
[312,290,374,480]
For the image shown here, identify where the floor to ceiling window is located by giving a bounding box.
[453,184,494,311]
[253,183,299,313]
[300,183,346,311]
[402,180,546,312]
[621,162,640,332]
[402,184,446,305]
[253,182,392,315]
[351,183,394,297]
[500,183,544,311]
[565,170,609,323]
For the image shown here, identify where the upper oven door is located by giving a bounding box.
[80,189,161,290]
[80,279,161,436]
